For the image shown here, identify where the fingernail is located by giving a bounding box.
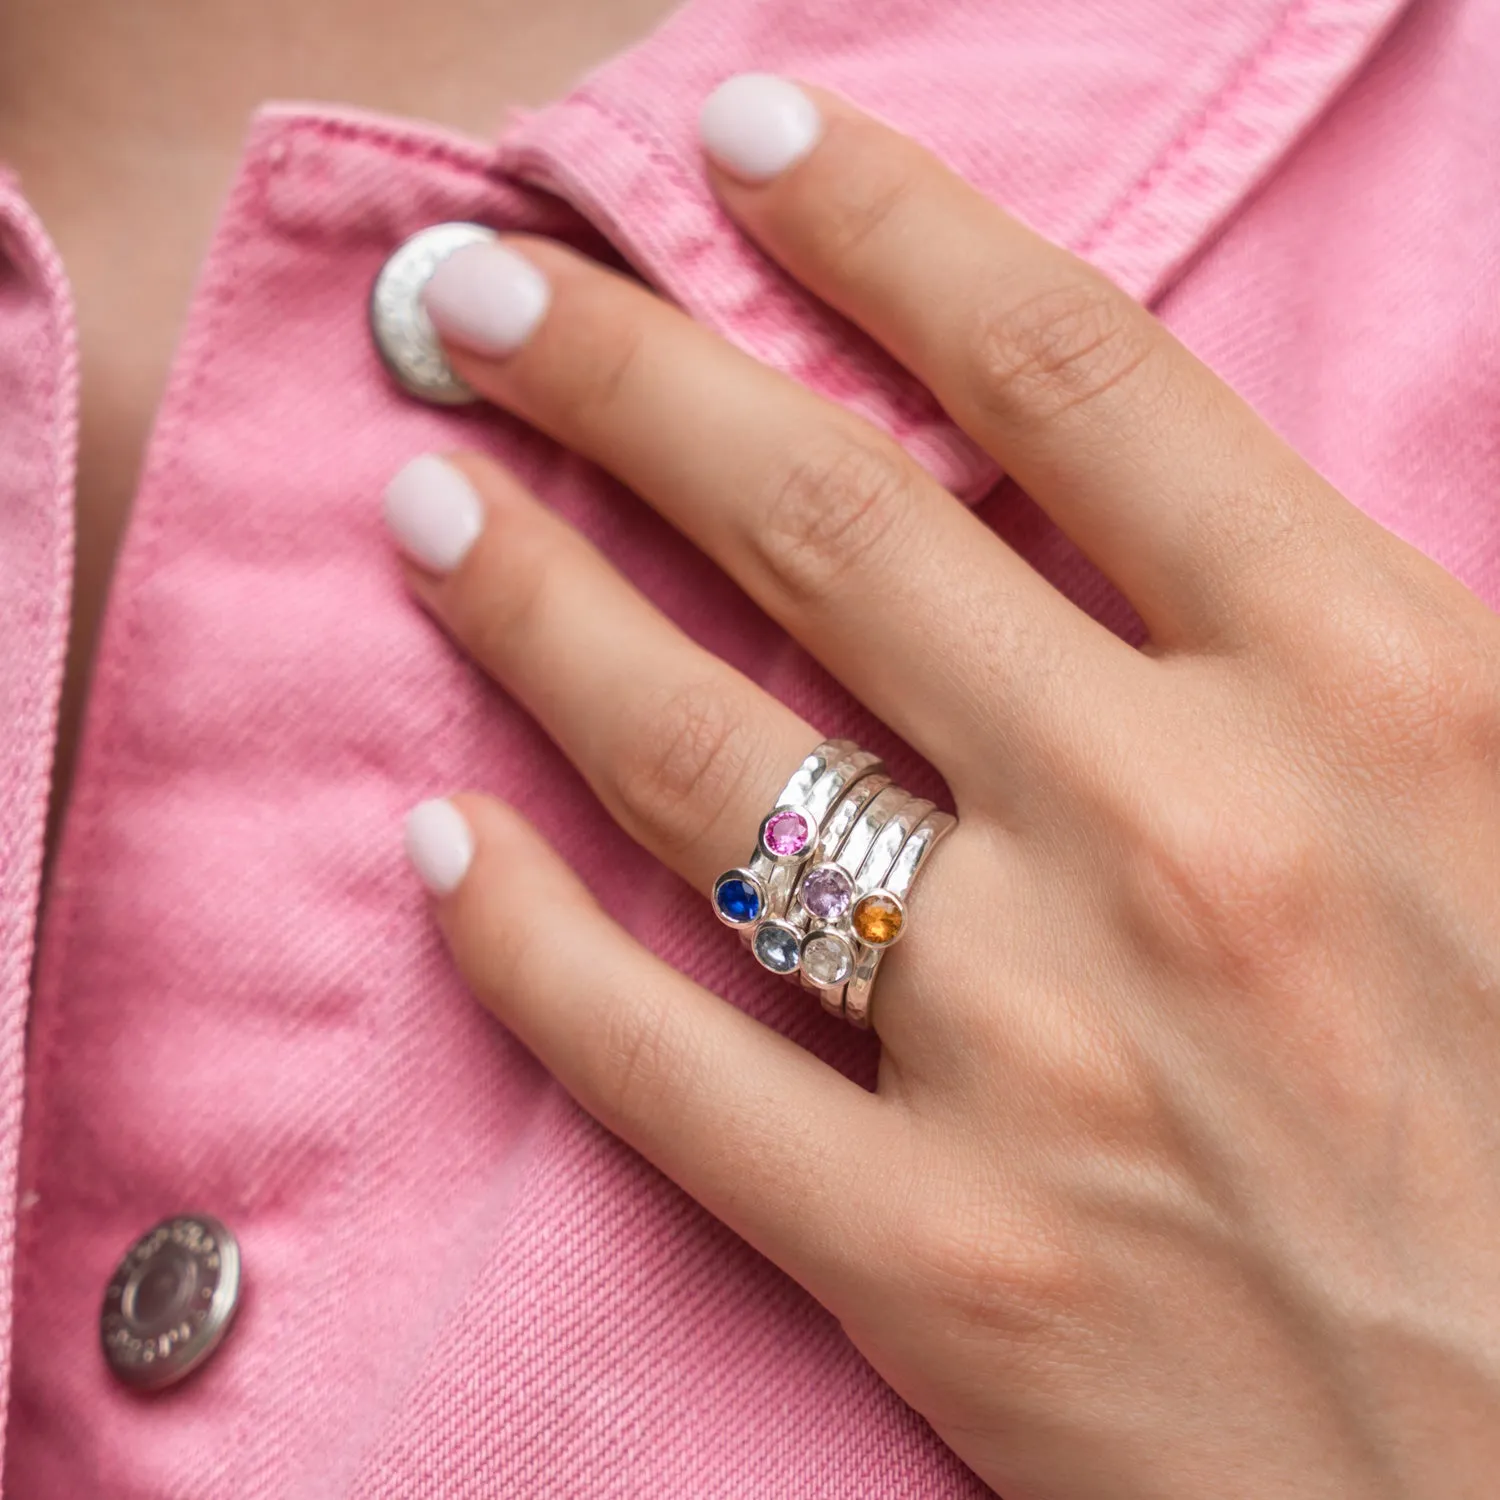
[423,241,551,357]
[699,74,823,183]
[382,454,484,573]
[405,798,475,895]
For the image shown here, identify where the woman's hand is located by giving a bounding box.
[384,77,1500,1499]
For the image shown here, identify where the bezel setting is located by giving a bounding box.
[797,862,856,922]
[758,806,815,861]
[712,868,766,928]
[851,889,907,948]
[751,920,803,975]
[801,930,855,987]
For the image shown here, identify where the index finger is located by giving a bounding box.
[700,76,1371,651]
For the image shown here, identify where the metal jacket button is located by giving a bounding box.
[370,222,497,405]
[101,1214,242,1390]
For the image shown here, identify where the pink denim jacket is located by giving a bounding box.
[1,0,1496,1493]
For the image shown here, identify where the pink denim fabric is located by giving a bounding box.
[1,0,1496,1493]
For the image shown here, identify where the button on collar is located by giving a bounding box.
[370,222,497,405]
[101,1214,242,1390]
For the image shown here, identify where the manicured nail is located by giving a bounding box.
[382,454,484,573]
[699,74,823,183]
[423,241,551,357]
[405,798,474,895]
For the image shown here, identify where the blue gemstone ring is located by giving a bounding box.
[712,869,765,927]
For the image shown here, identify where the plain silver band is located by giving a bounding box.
[843,809,957,1029]
[854,795,935,891]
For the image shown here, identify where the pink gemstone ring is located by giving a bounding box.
[759,807,814,861]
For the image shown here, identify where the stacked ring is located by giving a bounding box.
[711,738,955,1028]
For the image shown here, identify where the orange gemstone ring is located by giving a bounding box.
[841,810,956,1029]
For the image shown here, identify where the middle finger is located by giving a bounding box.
[421,236,1143,788]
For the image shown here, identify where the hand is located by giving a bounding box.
[384,76,1500,1499]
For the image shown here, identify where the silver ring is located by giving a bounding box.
[789,772,893,1004]
[829,783,912,888]
[807,771,892,869]
[842,809,956,1029]
[788,771,893,934]
[854,795,935,893]
[746,744,884,936]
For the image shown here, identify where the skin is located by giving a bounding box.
[398,89,1500,1498]
[0,0,673,855]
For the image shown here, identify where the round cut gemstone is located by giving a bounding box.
[852,892,904,946]
[802,933,854,987]
[752,923,801,974]
[714,875,761,925]
[799,864,854,921]
[762,808,813,859]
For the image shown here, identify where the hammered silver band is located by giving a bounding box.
[842,809,956,1028]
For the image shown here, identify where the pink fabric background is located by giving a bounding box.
[0,0,1495,1493]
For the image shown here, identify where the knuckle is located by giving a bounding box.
[1028,1003,1162,1140]
[611,678,751,859]
[803,146,919,267]
[541,285,648,423]
[592,984,683,1135]
[753,438,912,608]
[874,1134,1091,1351]
[1300,588,1500,775]
[458,524,557,666]
[1127,786,1328,986]
[1354,620,1498,765]
[896,1196,1089,1345]
[968,275,1157,426]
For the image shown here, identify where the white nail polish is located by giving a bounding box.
[405,798,475,896]
[382,454,484,573]
[699,74,823,183]
[422,241,551,357]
